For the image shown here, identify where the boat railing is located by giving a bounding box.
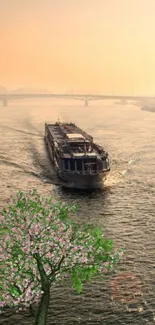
[62,169,108,175]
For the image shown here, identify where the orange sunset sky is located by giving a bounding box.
[0,0,155,94]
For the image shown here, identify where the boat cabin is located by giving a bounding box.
[45,122,109,174]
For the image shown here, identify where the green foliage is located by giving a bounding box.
[0,189,122,318]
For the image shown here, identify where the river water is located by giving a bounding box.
[0,99,155,325]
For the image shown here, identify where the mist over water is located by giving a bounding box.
[1,99,155,324]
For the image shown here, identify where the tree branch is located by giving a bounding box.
[59,260,107,274]
[48,255,65,279]
[34,253,48,289]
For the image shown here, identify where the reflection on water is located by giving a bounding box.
[0,100,155,324]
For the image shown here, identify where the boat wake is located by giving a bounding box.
[41,157,139,189]
[104,157,137,187]
[0,125,43,138]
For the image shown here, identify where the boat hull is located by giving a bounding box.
[57,170,107,189]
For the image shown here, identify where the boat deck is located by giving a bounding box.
[45,122,107,161]
[47,123,92,144]
[47,125,65,143]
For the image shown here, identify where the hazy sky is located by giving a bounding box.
[0,0,155,94]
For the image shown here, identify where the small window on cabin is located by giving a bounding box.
[70,160,75,171]
[64,159,69,170]
[76,160,82,171]
[84,159,96,171]
[84,159,89,170]
[91,159,96,170]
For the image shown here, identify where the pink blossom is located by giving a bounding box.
[0,189,120,311]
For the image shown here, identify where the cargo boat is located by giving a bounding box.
[45,122,110,189]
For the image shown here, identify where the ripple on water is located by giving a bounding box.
[0,103,155,324]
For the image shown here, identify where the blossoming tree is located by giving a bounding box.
[0,189,122,325]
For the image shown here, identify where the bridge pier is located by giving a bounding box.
[3,97,8,107]
[85,99,88,106]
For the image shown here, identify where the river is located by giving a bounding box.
[0,99,155,325]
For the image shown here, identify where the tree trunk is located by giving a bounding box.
[35,289,50,325]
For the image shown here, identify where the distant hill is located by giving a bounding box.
[0,86,8,94]
[11,88,48,94]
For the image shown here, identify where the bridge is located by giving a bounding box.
[0,93,155,107]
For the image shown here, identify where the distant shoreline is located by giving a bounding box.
[141,106,155,112]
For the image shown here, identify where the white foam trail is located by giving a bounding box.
[104,169,125,187]
[128,157,138,165]
[104,156,138,187]
[119,170,127,176]
[128,159,134,165]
